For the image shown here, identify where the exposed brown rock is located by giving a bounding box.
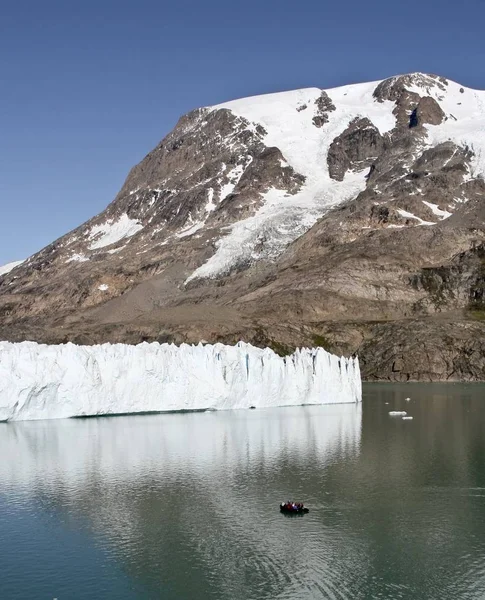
[1,72,485,381]
[328,118,384,181]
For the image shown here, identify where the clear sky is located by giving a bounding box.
[1,0,484,265]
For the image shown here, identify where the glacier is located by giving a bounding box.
[0,341,361,422]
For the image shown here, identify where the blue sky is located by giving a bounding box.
[1,0,484,264]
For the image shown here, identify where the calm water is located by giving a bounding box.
[1,383,485,599]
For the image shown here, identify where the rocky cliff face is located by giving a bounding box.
[1,72,485,381]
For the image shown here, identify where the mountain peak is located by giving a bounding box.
[1,73,485,381]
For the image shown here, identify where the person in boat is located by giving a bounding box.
[281,501,305,511]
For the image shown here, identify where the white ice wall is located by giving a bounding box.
[0,341,361,421]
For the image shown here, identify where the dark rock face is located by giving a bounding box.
[209,147,305,225]
[1,72,485,381]
[312,91,336,127]
[374,73,447,131]
[374,73,447,104]
[328,118,384,181]
[359,320,485,382]
[107,108,269,230]
[411,96,445,127]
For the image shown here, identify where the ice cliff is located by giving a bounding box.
[0,341,361,421]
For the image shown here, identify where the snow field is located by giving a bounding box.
[188,75,485,281]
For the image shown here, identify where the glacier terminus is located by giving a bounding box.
[0,341,361,421]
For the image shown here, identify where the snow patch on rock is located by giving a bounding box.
[205,188,216,213]
[397,209,436,226]
[176,215,205,239]
[88,214,143,250]
[220,158,252,201]
[0,260,24,276]
[214,82,395,179]
[422,200,452,220]
[66,253,90,263]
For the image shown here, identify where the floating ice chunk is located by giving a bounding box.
[405,397,411,402]
[389,411,407,416]
[402,416,414,420]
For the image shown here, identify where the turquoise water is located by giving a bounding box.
[1,383,485,599]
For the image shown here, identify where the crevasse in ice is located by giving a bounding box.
[0,341,361,421]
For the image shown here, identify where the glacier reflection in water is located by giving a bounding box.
[0,403,362,490]
[0,404,362,600]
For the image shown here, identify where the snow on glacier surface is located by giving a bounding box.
[187,76,485,281]
[0,260,24,276]
[88,214,143,250]
[0,341,361,422]
[188,81,396,281]
[216,83,395,175]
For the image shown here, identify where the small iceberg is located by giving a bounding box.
[402,416,414,420]
[389,411,407,416]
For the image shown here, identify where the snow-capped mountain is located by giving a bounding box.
[1,73,485,381]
